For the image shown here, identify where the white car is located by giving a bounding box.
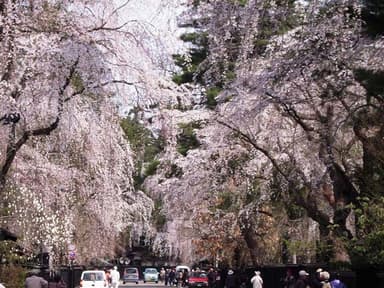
[80,270,107,288]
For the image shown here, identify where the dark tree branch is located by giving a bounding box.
[217,119,290,181]
[0,58,80,187]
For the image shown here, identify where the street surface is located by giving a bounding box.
[120,283,167,288]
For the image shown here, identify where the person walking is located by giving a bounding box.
[294,270,310,288]
[320,271,331,288]
[48,274,66,288]
[165,268,170,286]
[110,266,120,288]
[250,271,263,288]
[160,268,166,284]
[282,269,295,288]
[168,268,176,286]
[311,268,323,288]
[25,269,48,288]
[225,269,236,288]
[330,273,347,288]
[207,268,216,288]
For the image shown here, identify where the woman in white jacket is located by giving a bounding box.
[251,271,263,288]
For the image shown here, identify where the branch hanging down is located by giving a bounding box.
[217,119,290,181]
[0,58,80,188]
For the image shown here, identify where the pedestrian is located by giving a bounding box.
[110,266,120,288]
[250,271,263,288]
[165,268,169,286]
[160,268,166,283]
[48,274,66,288]
[225,269,236,288]
[294,270,310,288]
[207,268,216,288]
[169,268,176,286]
[320,271,331,288]
[25,269,48,288]
[105,269,112,287]
[330,273,347,288]
[182,269,189,287]
[311,268,323,288]
[282,268,295,288]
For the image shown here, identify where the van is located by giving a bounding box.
[176,265,191,273]
[122,267,139,284]
[80,270,107,288]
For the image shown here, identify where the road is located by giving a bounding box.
[120,282,167,288]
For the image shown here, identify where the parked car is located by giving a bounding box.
[143,267,159,283]
[187,271,208,288]
[122,267,139,284]
[176,265,191,273]
[80,270,107,288]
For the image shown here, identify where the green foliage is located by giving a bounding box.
[253,1,299,55]
[120,116,165,162]
[120,116,165,188]
[171,32,208,85]
[228,0,248,7]
[172,71,194,85]
[206,87,221,109]
[244,180,261,205]
[144,160,160,177]
[180,32,209,46]
[192,0,200,7]
[216,191,233,211]
[361,0,384,36]
[152,198,167,231]
[0,241,26,265]
[283,239,316,258]
[348,197,384,267]
[71,72,84,92]
[0,264,27,288]
[286,203,306,220]
[176,122,201,156]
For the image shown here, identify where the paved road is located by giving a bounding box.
[120,282,168,288]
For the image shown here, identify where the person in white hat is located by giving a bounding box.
[311,268,323,288]
[295,270,309,288]
[250,271,263,288]
[110,266,120,288]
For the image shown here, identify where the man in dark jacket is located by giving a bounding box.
[207,268,216,288]
[225,270,236,288]
[294,270,310,288]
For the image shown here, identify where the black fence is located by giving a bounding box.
[216,265,384,288]
[23,264,384,288]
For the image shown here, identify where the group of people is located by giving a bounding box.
[25,270,66,288]
[223,267,347,288]
[105,266,121,288]
[24,266,121,288]
[283,268,347,288]
[162,267,189,286]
